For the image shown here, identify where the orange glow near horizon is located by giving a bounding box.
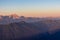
[0,6,60,17]
[0,12,60,18]
[0,9,60,17]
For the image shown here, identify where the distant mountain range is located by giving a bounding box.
[0,14,60,24]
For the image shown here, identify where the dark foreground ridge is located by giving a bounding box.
[0,21,60,40]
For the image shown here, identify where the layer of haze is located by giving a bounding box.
[0,0,60,17]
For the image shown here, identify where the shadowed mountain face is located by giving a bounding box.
[0,21,48,40]
[0,20,60,40]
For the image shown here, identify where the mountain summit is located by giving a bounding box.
[9,14,19,19]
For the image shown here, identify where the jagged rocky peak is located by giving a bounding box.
[9,14,19,19]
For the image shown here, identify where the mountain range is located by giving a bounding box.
[0,19,60,40]
[0,14,60,24]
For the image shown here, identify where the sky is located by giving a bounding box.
[0,0,60,17]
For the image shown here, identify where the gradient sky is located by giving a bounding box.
[0,0,60,17]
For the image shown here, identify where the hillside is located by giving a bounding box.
[0,20,60,40]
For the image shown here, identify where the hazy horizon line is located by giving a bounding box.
[0,13,60,18]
